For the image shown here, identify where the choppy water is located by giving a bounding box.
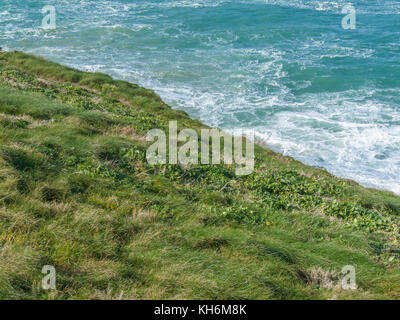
[1,0,399,193]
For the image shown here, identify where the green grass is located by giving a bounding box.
[0,51,399,299]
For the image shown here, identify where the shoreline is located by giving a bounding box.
[1,48,399,197]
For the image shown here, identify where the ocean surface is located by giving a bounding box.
[1,0,399,194]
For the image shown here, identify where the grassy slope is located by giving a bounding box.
[0,51,399,300]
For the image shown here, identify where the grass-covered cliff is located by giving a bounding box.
[0,51,399,299]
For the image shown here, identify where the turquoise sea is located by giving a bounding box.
[1,0,399,193]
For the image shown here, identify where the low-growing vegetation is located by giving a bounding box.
[0,51,399,299]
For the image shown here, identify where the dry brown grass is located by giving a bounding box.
[306,266,339,289]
